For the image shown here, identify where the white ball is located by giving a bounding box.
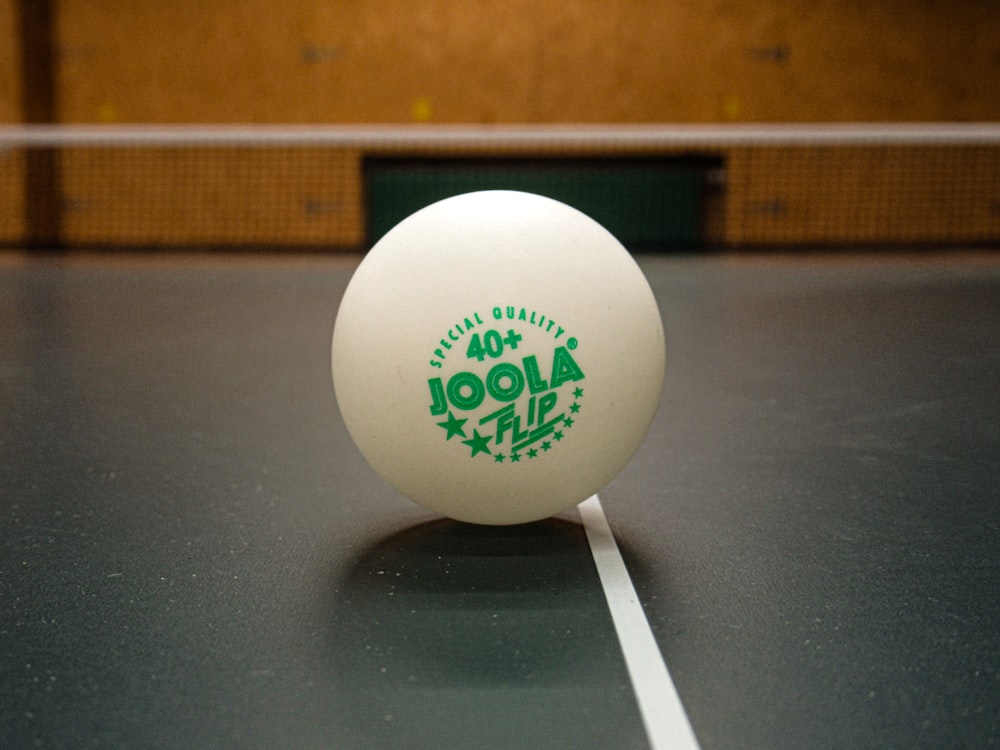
[332,190,665,525]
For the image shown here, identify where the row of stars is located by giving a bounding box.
[436,387,584,459]
[493,428,566,462]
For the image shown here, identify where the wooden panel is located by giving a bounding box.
[59,147,363,247]
[0,0,24,241]
[724,146,1000,245]
[0,0,20,122]
[53,0,1000,124]
[53,0,542,124]
[0,149,26,244]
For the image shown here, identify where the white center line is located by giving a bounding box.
[579,494,701,750]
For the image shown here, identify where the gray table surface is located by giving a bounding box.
[2,251,998,749]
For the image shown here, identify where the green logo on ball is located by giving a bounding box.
[427,306,585,463]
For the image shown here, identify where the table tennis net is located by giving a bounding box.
[1,124,998,250]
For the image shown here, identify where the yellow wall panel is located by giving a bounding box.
[52,0,1000,124]
[0,149,26,244]
[0,0,24,243]
[59,147,363,247]
[0,0,20,122]
[724,146,1000,245]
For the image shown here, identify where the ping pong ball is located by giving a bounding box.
[332,190,665,525]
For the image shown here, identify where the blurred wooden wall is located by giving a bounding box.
[0,0,20,123]
[3,1,999,250]
[2,0,999,124]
